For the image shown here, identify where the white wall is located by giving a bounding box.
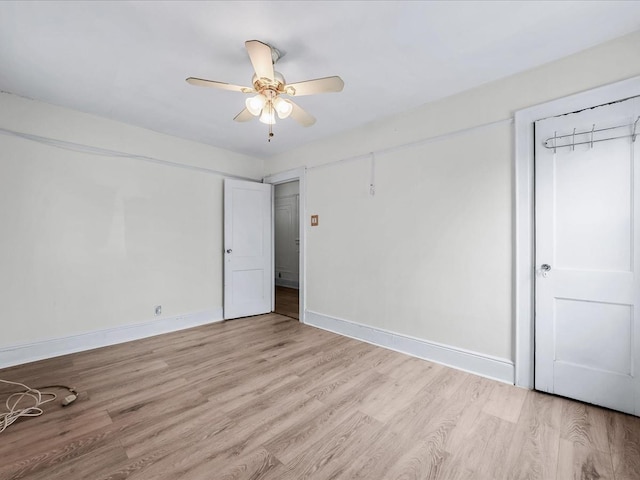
[265,30,640,365]
[0,92,262,350]
[304,124,511,358]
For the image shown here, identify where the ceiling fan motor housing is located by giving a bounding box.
[252,72,286,95]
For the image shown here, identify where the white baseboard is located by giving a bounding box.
[305,310,514,384]
[0,308,223,369]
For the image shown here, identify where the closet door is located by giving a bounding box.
[534,97,640,415]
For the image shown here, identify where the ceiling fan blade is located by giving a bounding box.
[233,108,254,123]
[289,101,316,127]
[285,76,344,96]
[186,77,254,93]
[245,40,274,81]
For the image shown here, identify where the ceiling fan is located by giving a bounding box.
[186,40,344,140]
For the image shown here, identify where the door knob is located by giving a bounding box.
[541,264,551,272]
[226,249,232,254]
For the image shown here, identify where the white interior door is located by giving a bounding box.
[224,179,272,320]
[534,97,640,415]
[274,190,300,288]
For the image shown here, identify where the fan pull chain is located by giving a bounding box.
[268,100,274,142]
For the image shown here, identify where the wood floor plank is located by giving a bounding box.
[436,375,496,454]
[481,380,528,423]
[120,398,316,480]
[560,400,610,453]
[387,379,500,480]
[387,443,450,480]
[274,286,299,320]
[208,372,301,411]
[94,448,170,480]
[304,362,387,405]
[384,367,484,446]
[107,386,207,424]
[12,441,128,480]
[368,348,424,378]
[118,400,226,458]
[2,408,114,465]
[419,363,470,400]
[294,338,376,381]
[556,437,614,480]
[219,396,327,459]
[497,390,564,480]
[502,422,560,480]
[1,313,637,480]
[261,410,379,480]
[212,447,282,480]
[359,356,442,422]
[517,389,565,431]
[606,410,640,480]
[264,372,388,464]
[436,411,510,479]
[302,350,386,403]
[72,359,169,391]
[0,425,121,480]
[331,425,406,480]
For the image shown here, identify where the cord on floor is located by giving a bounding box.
[0,379,78,433]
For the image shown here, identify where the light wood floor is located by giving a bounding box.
[0,314,639,480]
[274,286,299,319]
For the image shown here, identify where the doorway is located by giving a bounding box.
[264,167,306,322]
[274,180,300,319]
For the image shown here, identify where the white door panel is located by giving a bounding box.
[274,193,300,287]
[224,179,272,319]
[554,137,632,271]
[535,97,640,415]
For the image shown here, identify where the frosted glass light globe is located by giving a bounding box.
[259,107,276,125]
[273,97,293,119]
[245,94,266,116]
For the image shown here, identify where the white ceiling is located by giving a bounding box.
[1,1,639,158]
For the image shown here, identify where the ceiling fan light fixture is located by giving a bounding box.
[273,97,293,119]
[187,39,343,135]
[259,106,276,125]
[245,94,266,116]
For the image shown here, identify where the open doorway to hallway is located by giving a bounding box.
[274,180,300,319]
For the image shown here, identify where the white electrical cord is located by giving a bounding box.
[0,379,77,433]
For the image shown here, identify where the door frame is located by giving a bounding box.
[263,167,306,323]
[514,75,640,389]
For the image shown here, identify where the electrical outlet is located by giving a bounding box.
[155,305,162,316]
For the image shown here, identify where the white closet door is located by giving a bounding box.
[535,97,640,415]
[224,179,272,320]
